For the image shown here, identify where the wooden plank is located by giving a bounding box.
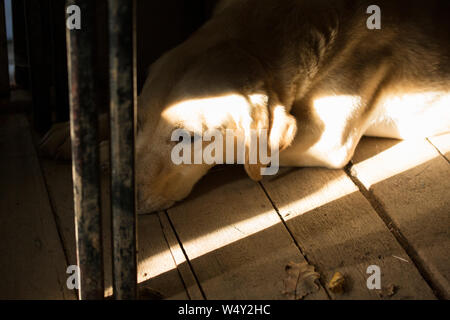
[41,159,189,299]
[39,159,76,265]
[261,167,435,299]
[0,113,33,157]
[138,214,189,300]
[0,114,75,299]
[428,133,450,162]
[350,137,450,299]
[167,166,329,300]
[158,212,204,300]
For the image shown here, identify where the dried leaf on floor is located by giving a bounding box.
[328,271,345,294]
[378,284,397,298]
[283,261,321,300]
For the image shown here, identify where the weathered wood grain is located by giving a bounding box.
[350,137,449,299]
[0,114,75,299]
[138,214,189,300]
[158,212,204,300]
[40,159,77,264]
[167,166,329,300]
[261,166,436,299]
[41,158,189,299]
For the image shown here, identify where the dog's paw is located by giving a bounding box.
[39,122,72,160]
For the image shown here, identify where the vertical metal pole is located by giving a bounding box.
[0,0,10,97]
[66,0,104,300]
[108,0,138,299]
[12,0,29,89]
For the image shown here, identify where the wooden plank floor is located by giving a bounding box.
[165,166,329,300]
[0,114,75,299]
[261,167,435,299]
[350,137,450,299]
[1,113,448,299]
[41,159,190,299]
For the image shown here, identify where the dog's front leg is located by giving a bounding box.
[279,97,373,169]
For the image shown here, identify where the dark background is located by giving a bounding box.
[2,0,220,132]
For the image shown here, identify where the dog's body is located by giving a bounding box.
[41,0,450,213]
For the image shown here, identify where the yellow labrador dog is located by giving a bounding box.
[41,0,450,214]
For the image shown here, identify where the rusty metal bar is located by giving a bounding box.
[108,0,138,299]
[66,0,104,300]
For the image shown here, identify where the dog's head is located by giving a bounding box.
[136,45,297,213]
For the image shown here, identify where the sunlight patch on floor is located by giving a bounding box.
[277,171,358,220]
[132,136,449,294]
[351,139,440,189]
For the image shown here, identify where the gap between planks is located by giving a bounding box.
[258,181,332,300]
[258,165,436,299]
[157,211,205,300]
[165,166,330,300]
[344,161,445,299]
[345,137,450,299]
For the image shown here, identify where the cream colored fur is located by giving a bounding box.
[41,0,450,213]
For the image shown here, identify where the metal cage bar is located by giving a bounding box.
[108,0,138,300]
[66,0,104,300]
[0,0,9,97]
[11,0,30,89]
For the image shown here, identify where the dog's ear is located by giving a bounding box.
[243,94,297,181]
